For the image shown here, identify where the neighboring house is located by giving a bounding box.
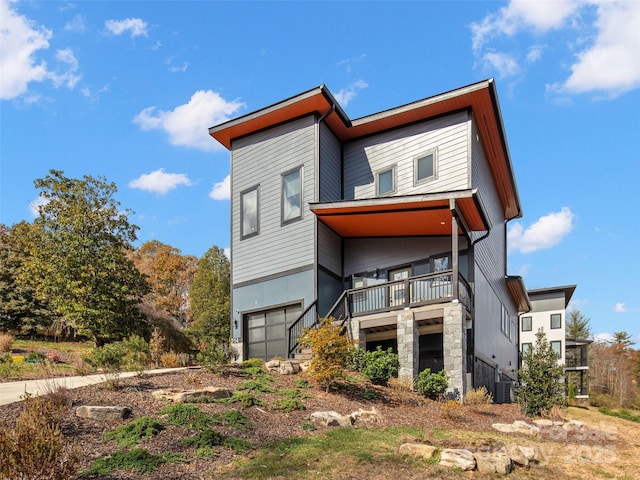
[209,79,530,399]
[519,285,591,399]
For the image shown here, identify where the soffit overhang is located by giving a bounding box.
[506,276,531,314]
[309,190,489,238]
[527,285,577,308]
[209,79,521,220]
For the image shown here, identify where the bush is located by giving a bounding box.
[415,368,448,400]
[103,417,164,447]
[197,340,235,372]
[0,397,80,480]
[160,404,216,431]
[81,448,182,476]
[122,335,150,373]
[299,317,358,392]
[0,333,14,353]
[440,399,465,420]
[464,386,493,407]
[354,346,399,386]
[160,350,180,367]
[388,377,418,405]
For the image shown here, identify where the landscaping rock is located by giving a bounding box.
[76,406,131,420]
[310,411,353,427]
[533,419,553,427]
[264,359,300,375]
[492,420,540,437]
[351,407,380,425]
[151,387,232,402]
[474,446,512,474]
[439,449,476,471]
[399,443,437,460]
[562,419,584,432]
[507,444,537,467]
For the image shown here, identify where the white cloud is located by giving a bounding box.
[481,52,520,78]
[615,302,628,313]
[105,18,148,37]
[209,174,230,201]
[593,332,614,343]
[508,207,574,254]
[334,80,368,107]
[133,90,245,151]
[471,1,640,97]
[556,2,640,97]
[64,14,86,32]
[0,0,51,99]
[49,48,81,89]
[28,194,49,217]
[129,168,192,194]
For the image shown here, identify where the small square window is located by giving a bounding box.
[521,316,532,332]
[376,166,395,196]
[550,313,561,329]
[241,186,259,239]
[521,343,532,356]
[282,167,302,225]
[550,340,562,358]
[414,149,437,185]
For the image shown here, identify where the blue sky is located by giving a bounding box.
[1,1,638,341]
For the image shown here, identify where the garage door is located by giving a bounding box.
[245,303,302,360]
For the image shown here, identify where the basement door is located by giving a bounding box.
[245,303,302,360]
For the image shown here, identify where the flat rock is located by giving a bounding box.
[492,420,540,437]
[351,407,380,425]
[533,419,553,427]
[151,387,232,402]
[76,405,131,420]
[399,443,437,460]
[439,448,476,471]
[507,444,537,467]
[310,411,353,427]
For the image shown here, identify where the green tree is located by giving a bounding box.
[0,222,52,333]
[188,246,230,344]
[609,331,635,348]
[26,170,149,345]
[516,328,566,417]
[566,309,591,340]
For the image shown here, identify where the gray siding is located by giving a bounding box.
[318,221,341,276]
[344,237,455,277]
[529,293,566,312]
[231,116,317,285]
[319,122,342,202]
[343,112,469,200]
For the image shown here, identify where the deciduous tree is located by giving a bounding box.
[26,170,149,345]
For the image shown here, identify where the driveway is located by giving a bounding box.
[0,367,189,406]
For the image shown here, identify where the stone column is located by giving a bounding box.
[397,310,418,380]
[350,318,366,349]
[443,302,466,398]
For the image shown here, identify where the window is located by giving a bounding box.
[550,340,562,358]
[241,186,259,239]
[414,149,437,185]
[282,167,302,224]
[550,313,562,329]
[521,343,532,356]
[376,166,396,196]
[521,316,532,332]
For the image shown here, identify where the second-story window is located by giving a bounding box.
[550,340,562,358]
[550,313,562,329]
[521,316,532,331]
[376,165,396,196]
[241,185,259,239]
[282,166,302,225]
[414,148,437,186]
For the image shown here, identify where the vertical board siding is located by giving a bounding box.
[317,221,341,276]
[343,112,469,200]
[343,237,453,277]
[319,122,342,202]
[231,116,317,285]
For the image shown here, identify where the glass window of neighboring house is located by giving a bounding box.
[550,340,562,358]
[522,343,532,356]
[376,166,396,196]
[414,149,437,185]
[241,186,259,239]
[550,313,562,329]
[282,167,302,224]
[521,316,532,331]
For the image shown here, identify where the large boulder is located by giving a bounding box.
[151,387,232,402]
[399,443,437,460]
[507,444,538,468]
[350,407,380,425]
[492,420,540,437]
[309,411,353,427]
[439,449,476,471]
[474,446,512,474]
[76,406,131,420]
[264,359,301,375]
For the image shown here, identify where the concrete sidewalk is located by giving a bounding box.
[0,367,189,406]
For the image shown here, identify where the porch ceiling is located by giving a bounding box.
[310,191,489,237]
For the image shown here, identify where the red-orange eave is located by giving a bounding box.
[209,80,521,220]
[310,196,487,238]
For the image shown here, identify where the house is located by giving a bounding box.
[519,285,591,399]
[209,79,530,398]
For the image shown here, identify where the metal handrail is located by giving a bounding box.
[287,300,317,358]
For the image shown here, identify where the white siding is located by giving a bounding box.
[319,122,342,202]
[343,112,470,200]
[231,116,317,285]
